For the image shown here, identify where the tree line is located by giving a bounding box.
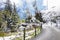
[0,0,20,32]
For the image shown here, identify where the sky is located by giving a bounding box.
[10,0,46,19]
[0,0,60,19]
[43,0,60,12]
[42,0,60,21]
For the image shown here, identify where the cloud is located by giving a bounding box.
[43,0,60,10]
[10,0,23,7]
[42,0,60,21]
[25,0,35,4]
[0,0,23,7]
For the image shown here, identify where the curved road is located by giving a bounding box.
[30,26,60,40]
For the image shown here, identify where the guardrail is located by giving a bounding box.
[14,25,42,40]
[0,23,42,40]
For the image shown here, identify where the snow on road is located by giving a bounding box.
[30,22,60,40]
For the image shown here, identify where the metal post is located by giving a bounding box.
[23,28,25,40]
[40,23,42,32]
[3,33,5,40]
[40,26,41,31]
[35,27,36,37]
[41,23,42,29]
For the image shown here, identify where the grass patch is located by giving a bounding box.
[14,37,22,40]
[0,32,8,37]
[0,26,42,40]
[13,36,23,40]
[0,32,18,37]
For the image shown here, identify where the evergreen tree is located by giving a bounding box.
[3,0,12,30]
[25,8,32,23]
[33,0,45,23]
[5,0,12,15]
[0,0,20,32]
[12,3,17,25]
[0,11,3,28]
[35,12,43,22]
[11,3,20,32]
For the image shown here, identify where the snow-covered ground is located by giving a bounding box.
[30,21,60,40]
[0,28,35,40]
[43,21,60,31]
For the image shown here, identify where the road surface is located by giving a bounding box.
[30,26,60,40]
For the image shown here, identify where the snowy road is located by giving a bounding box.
[30,26,60,40]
